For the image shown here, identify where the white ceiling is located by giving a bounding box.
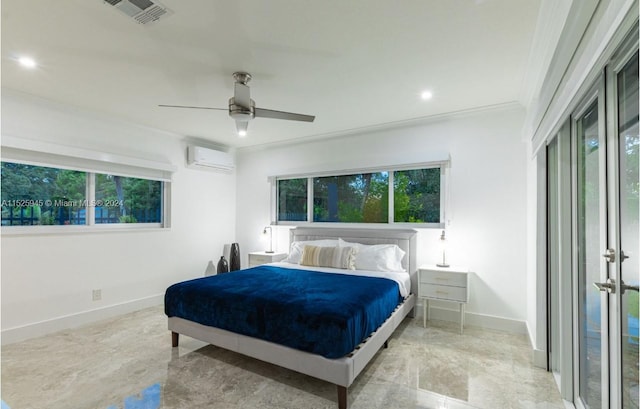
[2,0,546,148]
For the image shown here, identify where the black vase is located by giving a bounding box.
[217,256,229,274]
[229,242,240,271]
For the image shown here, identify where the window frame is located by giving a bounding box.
[272,161,448,228]
[1,143,173,234]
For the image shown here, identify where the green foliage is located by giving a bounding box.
[96,174,161,221]
[53,169,86,204]
[394,168,440,223]
[363,174,388,223]
[1,162,86,225]
[2,163,162,225]
[313,172,388,223]
[1,162,57,202]
[118,215,138,223]
[628,291,639,319]
[337,202,363,223]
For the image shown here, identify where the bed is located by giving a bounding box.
[165,227,417,409]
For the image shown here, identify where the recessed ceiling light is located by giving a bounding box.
[238,130,247,137]
[421,90,433,100]
[18,56,37,69]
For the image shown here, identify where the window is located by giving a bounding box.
[393,168,441,223]
[275,164,445,226]
[314,172,389,223]
[1,161,166,227]
[95,174,162,224]
[1,163,87,225]
[278,178,307,222]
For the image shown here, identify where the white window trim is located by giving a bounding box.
[1,135,175,181]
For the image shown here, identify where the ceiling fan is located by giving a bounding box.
[159,72,315,137]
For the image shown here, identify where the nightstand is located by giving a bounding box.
[418,265,469,334]
[248,251,287,267]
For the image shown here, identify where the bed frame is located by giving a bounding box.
[168,227,417,409]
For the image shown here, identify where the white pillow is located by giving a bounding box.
[284,239,339,264]
[339,239,406,272]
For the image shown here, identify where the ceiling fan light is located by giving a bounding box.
[236,121,248,137]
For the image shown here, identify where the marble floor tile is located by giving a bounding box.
[1,306,565,409]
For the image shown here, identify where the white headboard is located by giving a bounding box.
[289,227,418,296]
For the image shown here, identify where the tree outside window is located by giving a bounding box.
[1,162,163,226]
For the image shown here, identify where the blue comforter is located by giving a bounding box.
[164,265,402,359]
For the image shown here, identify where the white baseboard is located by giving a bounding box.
[524,320,548,369]
[1,294,164,345]
[5,298,532,345]
[420,303,528,334]
[532,348,547,369]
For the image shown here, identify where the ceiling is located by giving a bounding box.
[1,0,546,148]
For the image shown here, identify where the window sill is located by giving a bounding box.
[1,224,169,236]
[275,221,445,229]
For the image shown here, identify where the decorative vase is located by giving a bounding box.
[229,242,240,271]
[204,260,216,276]
[217,256,229,274]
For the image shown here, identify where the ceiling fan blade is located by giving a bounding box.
[158,104,227,111]
[234,83,251,108]
[254,107,315,122]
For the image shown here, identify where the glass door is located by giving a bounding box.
[547,120,574,402]
[614,49,639,409]
[547,23,638,409]
[573,46,639,409]
[575,89,608,409]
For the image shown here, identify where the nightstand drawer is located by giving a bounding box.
[419,283,467,302]
[248,252,287,267]
[420,270,467,287]
[250,254,275,265]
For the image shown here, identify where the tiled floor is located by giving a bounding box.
[1,306,565,408]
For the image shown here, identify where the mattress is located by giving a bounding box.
[164,264,403,359]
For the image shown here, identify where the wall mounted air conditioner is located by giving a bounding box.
[187,146,235,173]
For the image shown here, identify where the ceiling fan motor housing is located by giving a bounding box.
[228,97,255,121]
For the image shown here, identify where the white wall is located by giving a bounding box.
[1,90,237,343]
[235,105,530,331]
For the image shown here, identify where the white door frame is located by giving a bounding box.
[570,77,609,409]
[604,31,639,409]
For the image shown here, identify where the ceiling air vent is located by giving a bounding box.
[102,0,172,24]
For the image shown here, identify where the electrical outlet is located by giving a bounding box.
[92,289,102,301]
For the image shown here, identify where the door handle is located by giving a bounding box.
[603,249,616,263]
[620,279,639,295]
[593,279,639,294]
[602,249,631,263]
[593,278,616,294]
[620,250,630,263]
